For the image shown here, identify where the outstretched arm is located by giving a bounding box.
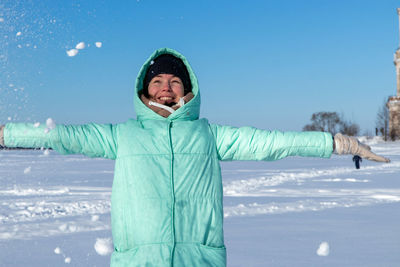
[209,124,389,163]
[1,122,117,159]
[209,124,333,161]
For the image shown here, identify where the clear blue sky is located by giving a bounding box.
[1,0,399,133]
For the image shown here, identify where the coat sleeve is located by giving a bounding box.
[4,123,117,159]
[209,124,333,161]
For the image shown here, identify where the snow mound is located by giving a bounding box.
[317,242,330,256]
[357,136,384,146]
[94,238,113,256]
[370,194,400,201]
[1,186,69,196]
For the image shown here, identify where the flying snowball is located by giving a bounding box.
[33,122,40,128]
[66,49,78,57]
[317,242,330,256]
[0,18,4,22]
[44,118,56,134]
[75,42,85,50]
[16,32,22,36]
[94,238,113,256]
[64,257,71,263]
[46,118,56,129]
[95,42,102,48]
[43,149,50,156]
[54,247,61,254]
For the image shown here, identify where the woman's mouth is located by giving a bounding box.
[159,96,173,101]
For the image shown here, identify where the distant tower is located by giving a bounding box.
[387,8,400,140]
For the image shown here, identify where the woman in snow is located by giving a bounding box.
[0,48,389,267]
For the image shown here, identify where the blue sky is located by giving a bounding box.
[1,0,400,133]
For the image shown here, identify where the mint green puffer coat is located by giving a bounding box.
[4,48,333,266]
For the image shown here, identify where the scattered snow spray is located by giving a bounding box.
[66,41,102,57]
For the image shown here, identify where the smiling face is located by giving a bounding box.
[147,74,185,106]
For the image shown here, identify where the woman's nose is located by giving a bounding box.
[161,81,172,91]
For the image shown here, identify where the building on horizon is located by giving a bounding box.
[387,8,400,140]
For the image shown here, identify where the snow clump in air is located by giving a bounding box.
[46,118,56,129]
[54,246,71,263]
[0,18,4,22]
[44,118,56,133]
[317,241,330,256]
[54,247,61,254]
[33,122,40,128]
[66,41,102,56]
[66,49,78,57]
[16,31,22,36]
[94,238,113,256]
[75,42,85,50]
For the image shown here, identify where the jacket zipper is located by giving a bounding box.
[167,121,176,266]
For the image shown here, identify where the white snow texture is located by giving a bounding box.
[0,138,399,266]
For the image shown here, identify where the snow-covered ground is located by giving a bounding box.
[0,137,399,266]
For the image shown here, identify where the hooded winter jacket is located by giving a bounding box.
[4,48,333,266]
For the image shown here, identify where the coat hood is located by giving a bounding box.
[134,48,200,121]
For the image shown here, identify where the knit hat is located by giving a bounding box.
[143,54,192,96]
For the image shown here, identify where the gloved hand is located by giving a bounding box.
[334,133,390,163]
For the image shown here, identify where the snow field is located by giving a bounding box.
[0,138,399,266]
